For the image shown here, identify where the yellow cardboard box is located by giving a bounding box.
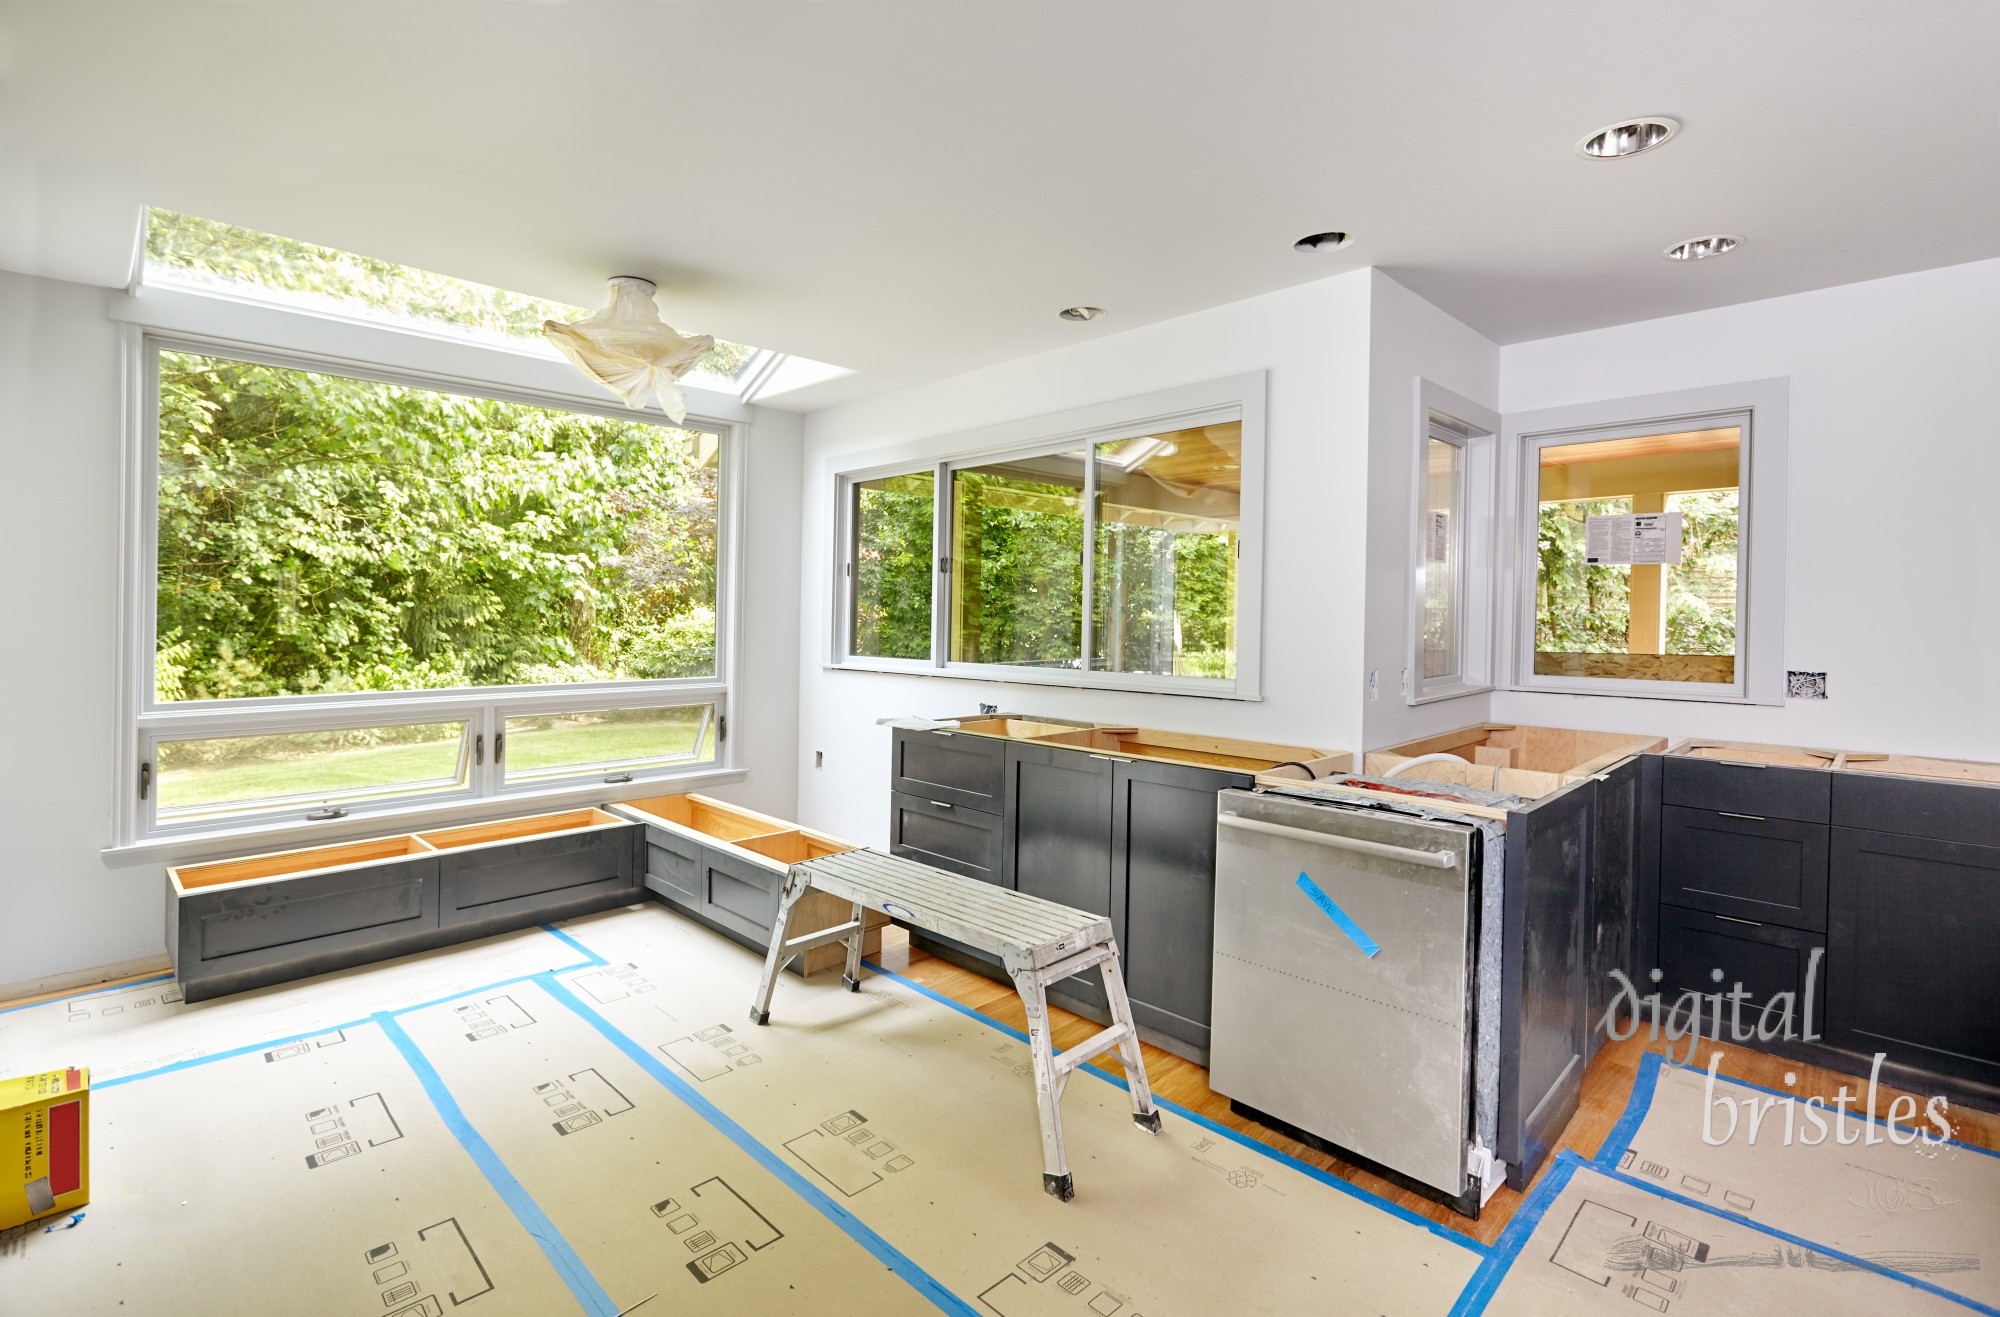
[4,1066,89,1230]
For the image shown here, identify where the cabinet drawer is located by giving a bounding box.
[1662,756,1829,823]
[1661,806,1828,931]
[892,729,1005,812]
[1657,904,1825,1021]
[644,825,702,907]
[439,825,639,930]
[1827,827,2000,1085]
[701,846,782,943]
[889,792,1004,886]
[1832,773,2000,850]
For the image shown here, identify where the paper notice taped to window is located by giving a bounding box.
[1426,509,1450,564]
[1584,511,1683,566]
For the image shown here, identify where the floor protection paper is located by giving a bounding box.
[1599,1052,1998,1309]
[1,1022,582,1315]
[0,922,599,1084]
[552,904,1485,1316]
[1456,1152,1985,1316]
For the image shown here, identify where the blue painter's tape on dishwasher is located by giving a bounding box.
[1295,872,1381,958]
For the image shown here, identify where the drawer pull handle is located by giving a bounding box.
[1717,760,1768,769]
[928,800,954,810]
[1717,811,1765,822]
[1713,914,1764,927]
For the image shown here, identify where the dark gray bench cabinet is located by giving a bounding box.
[167,808,641,1003]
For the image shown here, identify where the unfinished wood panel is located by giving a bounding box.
[1030,726,1338,773]
[1674,741,1841,769]
[733,829,857,866]
[170,833,435,891]
[949,717,1097,739]
[1252,774,1513,822]
[417,808,621,851]
[1533,651,1735,683]
[1473,745,1516,769]
[1843,754,2000,786]
[619,792,790,841]
[1368,724,1664,795]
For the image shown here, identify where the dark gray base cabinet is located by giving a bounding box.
[1826,825,2000,1089]
[889,727,1254,1064]
[169,821,642,1003]
[635,824,810,975]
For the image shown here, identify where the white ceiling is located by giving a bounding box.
[3,1,1996,409]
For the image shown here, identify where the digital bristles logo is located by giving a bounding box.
[1602,955,1953,1149]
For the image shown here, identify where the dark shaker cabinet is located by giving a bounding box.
[1587,755,1644,1059]
[1112,757,1255,1052]
[1501,776,1593,1191]
[1003,743,1117,915]
[1004,743,1117,1007]
[1826,826,2000,1088]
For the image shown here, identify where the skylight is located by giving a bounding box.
[141,208,763,385]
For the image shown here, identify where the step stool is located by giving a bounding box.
[749,848,1161,1202]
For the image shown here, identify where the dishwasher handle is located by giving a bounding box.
[1218,812,1458,869]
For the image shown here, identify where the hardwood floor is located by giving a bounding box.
[874,930,2000,1247]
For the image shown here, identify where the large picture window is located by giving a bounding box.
[131,339,733,840]
[832,378,1262,697]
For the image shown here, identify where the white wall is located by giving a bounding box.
[0,269,802,993]
[1495,258,2000,759]
[794,272,1375,844]
[1359,271,1500,750]
[0,271,155,993]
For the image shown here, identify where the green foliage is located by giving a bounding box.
[852,478,934,659]
[147,209,757,379]
[952,471,1085,666]
[156,351,717,702]
[1536,492,1738,657]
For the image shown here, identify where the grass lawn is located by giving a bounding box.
[160,709,709,810]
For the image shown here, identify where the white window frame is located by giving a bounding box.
[1406,379,1498,705]
[110,297,750,859]
[1497,378,1789,705]
[825,374,1267,699]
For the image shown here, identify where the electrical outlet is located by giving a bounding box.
[1367,670,1379,701]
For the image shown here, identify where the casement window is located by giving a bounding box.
[833,376,1265,697]
[1406,384,1498,705]
[124,336,737,844]
[1502,380,1789,703]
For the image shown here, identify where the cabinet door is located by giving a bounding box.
[891,728,1005,811]
[700,845,784,945]
[1587,756,1642,1060]
[890,792,1003,886]
[1657,904,1825,1017]
[1827,827,2000,1087]
[1661,806,1828,931]
[439,824,639,932]
[1501,777,1593,1190]
[1005,743,1115,1004]
[1112,758,1253,1050]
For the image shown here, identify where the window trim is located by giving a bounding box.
[112,313,748,854]
[1497,378,1789,705]
[825,373,1267,700]
[1406,379,1499,705]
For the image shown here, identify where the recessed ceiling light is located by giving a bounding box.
[1059,305,1104,322]
[1577,117,1679,160]
[1293,231,1351,252]
[1664,234,1742,262]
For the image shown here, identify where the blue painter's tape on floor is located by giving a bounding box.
[1295,872,1381,958]
[540,922,610,967]
[376,1012,619,1316]
[854,958,1485,1254]
[536,972,982,1316]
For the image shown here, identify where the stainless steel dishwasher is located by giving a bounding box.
[1209,786,1499,1212]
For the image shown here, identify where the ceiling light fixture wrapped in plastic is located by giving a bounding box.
[543,276,714,422]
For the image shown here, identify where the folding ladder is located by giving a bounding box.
[749,847,1161,1201]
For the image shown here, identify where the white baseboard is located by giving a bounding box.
[0,954,174,1005]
